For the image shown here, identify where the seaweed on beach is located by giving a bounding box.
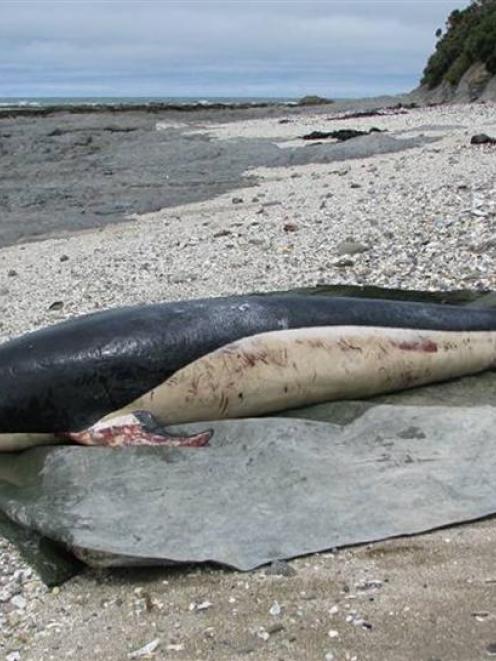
[301,128,384,141]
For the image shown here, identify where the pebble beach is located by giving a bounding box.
[1,101,496,660]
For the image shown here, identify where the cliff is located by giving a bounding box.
[411,0,496,103]
[412,61,496,103]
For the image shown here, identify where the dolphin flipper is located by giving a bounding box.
[65,411,213,448]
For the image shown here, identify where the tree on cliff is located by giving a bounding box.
[421,0,496,89]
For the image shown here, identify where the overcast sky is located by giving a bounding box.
[1,0,468,99]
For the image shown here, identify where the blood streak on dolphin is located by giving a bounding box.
[0,294,496,450]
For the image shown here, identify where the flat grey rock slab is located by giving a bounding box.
[0,404,495,570]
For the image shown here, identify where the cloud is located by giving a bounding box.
[0,0,468,98]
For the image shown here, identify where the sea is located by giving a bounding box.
[0,96,297,109]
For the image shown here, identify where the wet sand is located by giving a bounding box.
[0,96,405,247]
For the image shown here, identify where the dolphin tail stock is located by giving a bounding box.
[64,410,213,448]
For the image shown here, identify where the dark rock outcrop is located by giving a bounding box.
[297,95,334,106]
[471,133,496,145]
[411,62,496,104]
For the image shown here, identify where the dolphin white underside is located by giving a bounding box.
[108,325,496,424]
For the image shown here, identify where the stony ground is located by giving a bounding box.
[1,102,496,660]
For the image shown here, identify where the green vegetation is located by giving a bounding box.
[421,0,496,89]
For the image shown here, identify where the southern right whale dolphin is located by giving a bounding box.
[1,294,496,450]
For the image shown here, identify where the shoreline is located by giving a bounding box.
[0,94,405,119]
[0,99,298,119]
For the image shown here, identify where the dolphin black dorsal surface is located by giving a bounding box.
[2,294,496,434]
